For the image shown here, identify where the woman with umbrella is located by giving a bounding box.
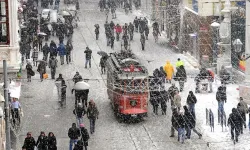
[72,81,90,107]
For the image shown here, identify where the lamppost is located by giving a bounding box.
[211,22,220,73]
[217,0,232,74]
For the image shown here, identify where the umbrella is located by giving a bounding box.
[74,81,90,90]
[61,11,71,16]
[38,32,47,36]
[97,51,108,57]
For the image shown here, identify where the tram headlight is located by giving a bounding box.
[130,100,137,107]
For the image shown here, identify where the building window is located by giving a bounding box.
[0,0,9,45]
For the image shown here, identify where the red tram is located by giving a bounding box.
[106,52,149,121]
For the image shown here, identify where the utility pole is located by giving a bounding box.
[3,60,11,150]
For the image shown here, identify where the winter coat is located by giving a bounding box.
[42,44,50,56]
[36,135,48,148]
[184,107,196,129]
[150,91,159,106]
[37,62,46,74]
[171,110,179,129]
[114,25,122,33]
[68,127,81,140]
[26,64,33,76]
[176,60,184,68]
[73,74,83,83]
[73,106,86,118]
[49,58,58,68]
[164,61,174,80]
[66,43,73,55]
[57,43,66,56]
[177,114,186,128]
[219,68,230,81]
[144,26,149,35]
[173,94,181,108]
[80,127,90,141]
[84,48,92,60]
[100,58,106,67]
[95,27,99,34]
[133,18,139,27]
[186,93,197,105]
[175,65,187,81]
[216,86,227,102]
[228,108,242,129]
[238,100,248,114]
[32,50,38,60]
[47,135,57,150]
[25,44,32,54]
[128,24,134,33]
[22,137,36,150]
[50,42,57,56]
[87,104,99,119]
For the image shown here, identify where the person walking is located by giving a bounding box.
[216,86,227,122]
[159,90,167,115]
[99,57,106,74]
[61,79,67,107]
[168,83,179,109]
[57,42,66,65]
[115,24,122,41]
[25,43,32,59]
[173,91,181,112]
[79,124,90,150]
[32,47,39,66]
[183,105,202,139]
[110,35,115,49]
[237,97,248,129]
[164,60,174,83]
[94,24,100,40]
[133,17,139,32]
[36,131,48,150]
[128,22,134,40]
[177,111,186,144]
[144,25,149,40]
[68,123,81,150]
[73,72,83,84]
[140,33,145,50]
[175,65,187,92]
[228,108,242,143]
[170,107,179,137]
[50,40,57,58]
[47,132,57,150]
[84,47,92,68]
[186,91,197,118]
[22,132,36,150]
[73,103,86,125]
[66,40,73,64]
[48,56,58,79]
[87,100,99,134]
[37,61,47,82]
[42,43,50,62]
[26,62,34,82]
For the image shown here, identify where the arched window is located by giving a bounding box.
[0,0,9,45]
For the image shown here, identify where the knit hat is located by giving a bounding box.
[80,124,85,127]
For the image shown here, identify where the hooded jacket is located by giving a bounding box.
[228,108,242,128]
[57,43,66,56]
[164,61,174,80]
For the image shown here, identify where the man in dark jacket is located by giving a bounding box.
[170,107,179,137]
[150,91,159,115]
[87,100,99,134]
[66,40,73,64]
[73,103,86,125]
[128,22,134,40]
[25,43,32,59]
[183,105,202,139]
[79,124,90,150]
[175,65,187,92]
[84,47,92,68]
[22,132,36,150]
[237,97,248,129]
[219,65,230,85]
[73,72,83,84]
[68,123,81,150]
[144,25,149,40]
[177,111,186,143]
[49,40,57,58]
[42,43,50,62]
[186,91,197,118]
[133,17,139,32]
[36,131,48,149]
[216,86,227,120]
[57,42,66,65]
[48,56,58,79]
[140,33,145,50]
[228,108,242,142]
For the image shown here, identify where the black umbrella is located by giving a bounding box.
[97,51,108,57]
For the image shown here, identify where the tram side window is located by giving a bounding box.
[122,79,147,93]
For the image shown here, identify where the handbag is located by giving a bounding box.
[43,73,48,79]
[30,69,35,76]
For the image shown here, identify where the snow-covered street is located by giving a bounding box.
[17,0,250,149]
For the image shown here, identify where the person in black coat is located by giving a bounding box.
[177,111,186,143]
[36,131,48,150]
[150,91,159,115]
[159,90,167,115]
[183,106,202,139]
[168,83,179,108]
[73,103,86,125]
[170,107,179,137]
[216,86,227,119]
[79,124,90,150]
[186,91,197,118]
[22,132,36,150]
[47,132,57,150]
[68,123,81,150]
[228,108,242,142]
[42,43,50,62]
[175,65,187,92]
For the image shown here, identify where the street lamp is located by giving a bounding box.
[233,39,243,53]
[211,22,220,73]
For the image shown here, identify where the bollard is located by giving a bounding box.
[209,109,214,132]
[206,108,209,125]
